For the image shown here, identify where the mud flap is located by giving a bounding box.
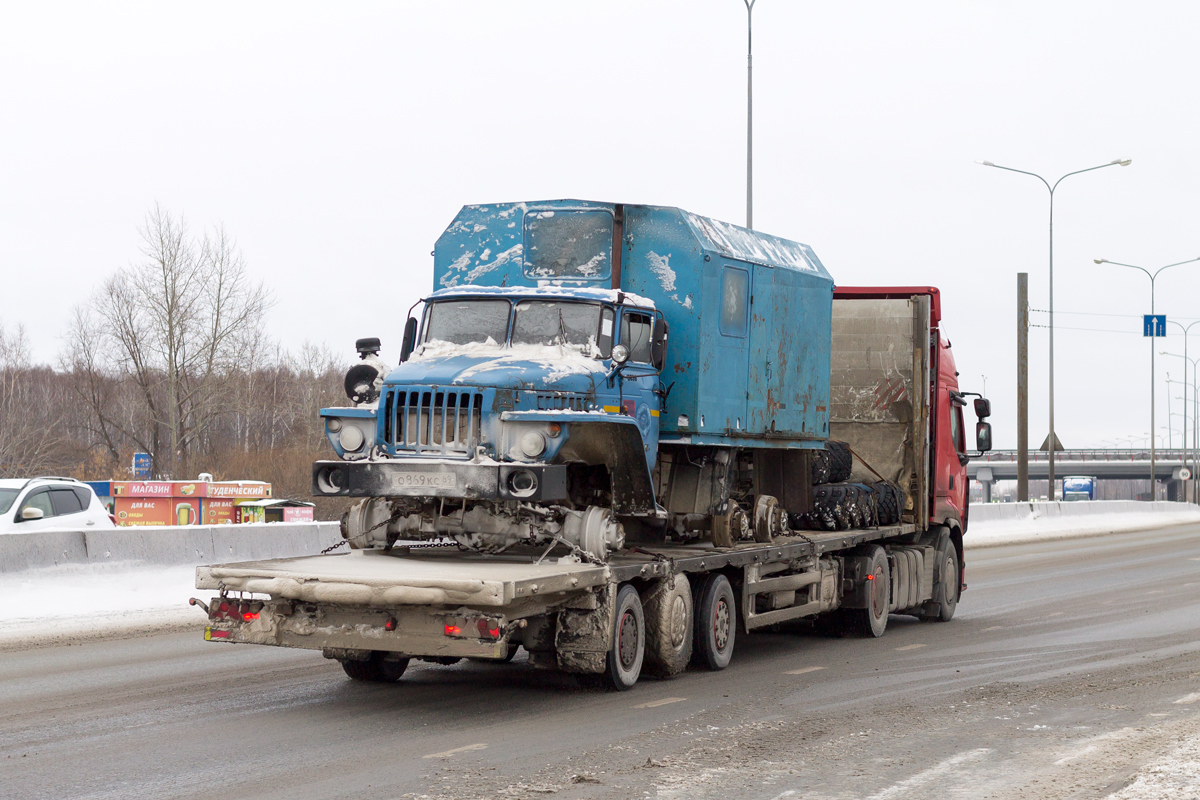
[555,585,615,674]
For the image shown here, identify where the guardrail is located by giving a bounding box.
[0,521,342,574]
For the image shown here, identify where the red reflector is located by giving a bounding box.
[243,612,259,621]
[444,624,461,636]
[207,628,231,639]
[477,618,501,639]
[385,617,398,631]
[488,628,501,639]
[866,575,875,581]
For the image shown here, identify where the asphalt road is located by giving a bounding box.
[3,525,1200,800]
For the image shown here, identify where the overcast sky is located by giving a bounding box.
[3,1,1199,450]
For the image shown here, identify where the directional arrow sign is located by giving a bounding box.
[1144,314,1166,337]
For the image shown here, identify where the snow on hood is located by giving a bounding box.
[399,340,602,388]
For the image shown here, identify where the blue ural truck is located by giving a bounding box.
[194,201,993,690]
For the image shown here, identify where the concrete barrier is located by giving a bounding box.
[970,500,1199,523]
[0,522,342,574]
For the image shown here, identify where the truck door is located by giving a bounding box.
[746,263,789,435]
[619,308,661,470]
[935,385,968,523]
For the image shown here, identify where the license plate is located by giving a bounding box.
[394,472,457,489]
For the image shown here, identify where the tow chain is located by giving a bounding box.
[318,512,404,555]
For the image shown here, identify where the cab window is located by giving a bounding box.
[620,312,653,363]
[950,403,965,453]
[719,266,749,337]
[51,489,84,516]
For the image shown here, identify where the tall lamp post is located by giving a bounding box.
[743,0,757,229]
[1095,256,1200,499]
[977,157,1131,500]
[1160,338,1200,502]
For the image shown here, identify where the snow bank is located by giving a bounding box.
[0,562,204,649]
[967,500,1200,548]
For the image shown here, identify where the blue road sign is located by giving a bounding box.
[1144,314,1166,337]
[132,452,152,480]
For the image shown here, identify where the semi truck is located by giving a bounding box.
[192,200,992,690]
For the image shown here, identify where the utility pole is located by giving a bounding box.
[743,0,757,229]
[1017,272,1029,501]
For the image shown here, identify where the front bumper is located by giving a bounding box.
[312,459,568,502]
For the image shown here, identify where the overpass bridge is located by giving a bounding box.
[967,449,1194,482]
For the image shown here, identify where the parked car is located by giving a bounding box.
[0,477,116,534]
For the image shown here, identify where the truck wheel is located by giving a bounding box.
[693,574,736,670]
[604,584,645,690]
[341,651,409,683]
[642,577,693,678]
[847,546,890,637]
[925,537,960,622]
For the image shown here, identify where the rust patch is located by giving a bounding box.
[674,361,691,374]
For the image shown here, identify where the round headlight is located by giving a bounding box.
[520,431,546,458]
[339,426,364,452]
[326,418,343,433]
[611,344,630,365]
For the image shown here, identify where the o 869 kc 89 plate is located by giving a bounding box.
[394,472,457,489]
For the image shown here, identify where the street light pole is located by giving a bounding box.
[743,0,757,230]
[1097,256,1200,500]
[1160,332,1200,502]
[977,158,1131,500]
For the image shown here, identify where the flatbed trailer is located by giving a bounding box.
[195,520,945,680]
[193,201,991,689]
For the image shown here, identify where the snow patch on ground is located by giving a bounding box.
[0,562,203,649]
[1105,730,1200,799]
[966,503,1200,548]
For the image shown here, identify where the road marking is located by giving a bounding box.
[1189,557,1200,561]
[894,644,926,651]
[1045,612,1064,617]
[981,625,1004,632]
[422,743,488,759]
[634,697,686,708]
[783,666,825,676]
[865,749,992,800]
[1174,692,1200,705]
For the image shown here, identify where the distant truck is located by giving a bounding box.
[1061,476,1095,501]
[193,201,992,690]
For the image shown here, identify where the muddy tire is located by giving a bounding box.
[341,651,409,682]
[874,481,902,525]
[920,531,960,622]
[827,440,853,483]
[604,584,645,691]
[693,574,737,670]
[846,546,890,638]
[642,577,693,678]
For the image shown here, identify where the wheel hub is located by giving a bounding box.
[618,610,639,668]
[713,599,730,650]
[669,595,687,648]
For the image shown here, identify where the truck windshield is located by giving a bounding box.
[424,300,511,346]
[512,300,604,355]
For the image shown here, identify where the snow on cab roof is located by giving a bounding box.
[427,284,656,310]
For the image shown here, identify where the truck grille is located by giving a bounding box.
[385,388,484,456]
[536,393,587,411]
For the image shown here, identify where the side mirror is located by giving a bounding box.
[21,507,44,521]
[611,344,630,365]
[974,398,992,419]
[400,317,418,363]
[650,319,669,371]
[976,421,992,453]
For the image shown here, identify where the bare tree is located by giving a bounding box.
[0,322,75,475]
[72,206,272,478]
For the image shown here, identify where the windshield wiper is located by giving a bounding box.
[558,309,569,346]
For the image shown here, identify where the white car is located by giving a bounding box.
[0,477,116,534]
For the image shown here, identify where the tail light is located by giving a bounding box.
[442,615,504,640]
[209,600,263,622]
